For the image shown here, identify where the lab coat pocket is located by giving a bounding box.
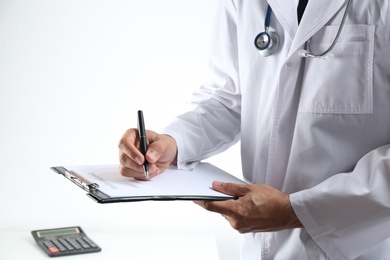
[298,25,374,114]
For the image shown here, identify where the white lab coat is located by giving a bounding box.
[162,0,390,259]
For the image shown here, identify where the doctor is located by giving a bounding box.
[119,0,390,259]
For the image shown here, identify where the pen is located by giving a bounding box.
[137,110,149,179]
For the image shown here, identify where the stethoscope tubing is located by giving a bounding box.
[264,5,272,33]
[307,0,352,57]
[256,0,353,59]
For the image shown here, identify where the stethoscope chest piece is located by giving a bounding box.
[254,31,279,57]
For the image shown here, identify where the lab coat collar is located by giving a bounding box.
[268,0,347,58]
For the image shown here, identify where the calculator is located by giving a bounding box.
[31,226,101,257]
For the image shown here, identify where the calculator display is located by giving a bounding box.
[36,227,80,238]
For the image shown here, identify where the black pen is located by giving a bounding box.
[137,110,149,179]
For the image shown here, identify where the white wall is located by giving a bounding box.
[0,1,242,259]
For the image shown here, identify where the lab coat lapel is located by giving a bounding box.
[269,0,346,58]
[267,0,299,41]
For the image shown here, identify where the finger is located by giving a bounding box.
[120,164,159,180]
[194,200,237,216]
[145,148,159,164]
[120,149,162,179]
[119,150,149,173]
[222,214,249,234]
[145,136,167,164]
[118,129,144,165]
[220,214,245,232]
[146,133,177,165]
[119,147,151,179]
[119,163,143,179]
[212,181,249,197]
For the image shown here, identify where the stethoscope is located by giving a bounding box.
[254,0,352,60]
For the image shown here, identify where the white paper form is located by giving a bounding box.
[63,163,246,199]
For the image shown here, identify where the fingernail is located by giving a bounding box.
[147,150,157,162]
[213,181,222,187]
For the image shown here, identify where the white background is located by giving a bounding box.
[0,0,243,259]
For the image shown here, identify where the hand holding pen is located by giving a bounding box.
[118,111,178,180]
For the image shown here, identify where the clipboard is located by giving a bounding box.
[51,163,246,203]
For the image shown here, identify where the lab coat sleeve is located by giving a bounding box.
[162,0,241,170]
[290,144,390,260]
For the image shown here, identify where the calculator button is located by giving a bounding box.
[43,241,54,247]
[43,240,60,254]
[52,239,67,251]
[59,238,74,251]
[82,237,98,248]
[66,238,82,250]
[48,247,60,254]
[76,238,90,249]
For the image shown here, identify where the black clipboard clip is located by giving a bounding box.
[51,167,99,192]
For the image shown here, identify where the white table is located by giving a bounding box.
[0,231,220,260]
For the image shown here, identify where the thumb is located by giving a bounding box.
[145,144,161,164]
[212,181,249,197]
[146,133,177,164]
[143,130,164,163]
